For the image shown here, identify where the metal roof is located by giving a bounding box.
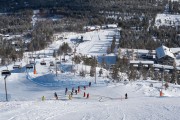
[156,45,175,59]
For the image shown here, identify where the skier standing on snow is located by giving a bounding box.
[54,92,58,100]
[125,93,128,99]
[71,92,73,96]
[87,93,89,99]
[65,88,68,95]
[72,87,74,93]
[89,82,91,87]
[83,92,86,97]
[69,94,72,100]
[78,86,80,93]
[75,90,77,95]
[42,96,45,101]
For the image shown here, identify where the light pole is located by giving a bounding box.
[2,67,11,101]
[4,75,8,101]
[161,66,164,89]
[33,57,36,74]
[95,66,96,84]
[56,58,58,76]
[94,56,97,84]
[173,60,177,84]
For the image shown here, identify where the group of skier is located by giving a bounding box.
[50,82,92,100]
[41,81,128,101]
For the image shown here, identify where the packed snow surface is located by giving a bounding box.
[1,62,180,120]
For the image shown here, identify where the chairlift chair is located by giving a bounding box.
[50,61,54,66]
[40,61,46,65]
[13,65,21,69]
[1,70,11,76]
[26,64,33,69]
[36,55,41,59]
[30,60,35,64]
[56,61,61,64]
[154,68,160,71]
[62,58,65,62]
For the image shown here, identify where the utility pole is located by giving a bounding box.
[162,66,164,89]
[95,66,96,84]
[33,57,36,74]
[54,50,58,77]
[173,60,177,84]
[94,56,97,84]
[4,75,8,101]
[55,61,57,77]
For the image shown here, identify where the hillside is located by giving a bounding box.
[0,28,180,120]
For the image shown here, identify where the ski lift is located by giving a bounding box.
[26,64,33,69]
[56,61,61,64]
[36,55,41,59]
[133,64,138,67]
[62,58,65,62]
[1,70,11,76]
[50,61,54,66]
[13,65,21,69]
[154,68,160,71]
[40,61,46,65]
[30,60,35,64]
[164,69,170,73]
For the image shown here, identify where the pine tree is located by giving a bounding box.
[111,64,119,81]
[101,55,106,68]
[99,68,103,77]
[73,55,81,64]
[147,65,154,80]
[53,50,56,58]
[90,66,95,77]
[129,65,136,81]
[111,36,116,53]
[141,68,147,80]
[106,47,111,54]
[58,42,72,60]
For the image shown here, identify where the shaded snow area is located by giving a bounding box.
[155,13,180,27]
